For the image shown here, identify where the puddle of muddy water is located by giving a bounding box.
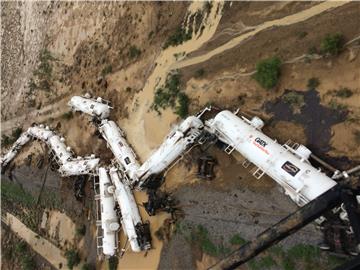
[117,190,170,270]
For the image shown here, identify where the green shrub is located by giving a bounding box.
[335,87,353,98]
[164,27,192,49]
[12,127,23,140]
[101,65,113,76]
[253,57,281,89]
[21,255,36,270]
[175,92,189,119]
[321,33,344,55]
[129,45,141,59]
[76,224,86,236]
[307,77,320,89]
[65,249,80,270]
[2,134,12,147]
[1,127,23,147]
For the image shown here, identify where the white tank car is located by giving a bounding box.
[48,135,73,164]
[136,116,203,188]
[98,167,120,256]
[99,119,140,183]
[59,157,100,177]
[1,124,99,176]
[0,132,31,168]
[28,125,54,141]
[205,110,337,206]
[68,95,111,119]
[109,167,151,252]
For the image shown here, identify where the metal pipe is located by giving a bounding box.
[209,185,343,270]
[310,154,337,173]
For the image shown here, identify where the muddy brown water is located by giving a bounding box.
[265,89,355,170]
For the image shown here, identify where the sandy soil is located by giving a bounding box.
[4,212,73,270]
[47,210,76,249]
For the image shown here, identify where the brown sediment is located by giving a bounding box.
[117,191,170,270]
[47,210,77,248]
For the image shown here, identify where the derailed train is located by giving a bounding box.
[1,94,358,260]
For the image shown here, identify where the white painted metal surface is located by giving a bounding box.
[109,167,146,252]
[68,95,111,119]
[0,132,31,168]
[1,125,99,176]
[136,116,203,187]
[205,110,337,206]
[99,119,140,184]
[98,167,120,256]
[58,157,100,177]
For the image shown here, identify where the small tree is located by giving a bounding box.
[307,77,320,89]
[321,33,344,55]
[175,92,189,119]
[65,249,80,270]
[253,57,282,89]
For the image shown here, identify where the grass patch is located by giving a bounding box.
[230,234,247,246]
[329,99,347,112]
[12,241,36,270]
[65,249,80,270]
[129,45,141,59]
[151,73,190,118]
[164,26,192,49]
[307,77,320,89]
[1,127,23,147]
[1,181,36,208]
[191,225,231,257]
[282,92,305,111]
[32,49,56,92]
[334,87,353,98]
[253,57,281,89]
[321,33,344,56]
[248,255,277,270]
[101,64,113,76]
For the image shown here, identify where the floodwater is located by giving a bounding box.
[173,1,349,69]
[121,2,225,161]
[116,191,170,270]
[4,212,73,270]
